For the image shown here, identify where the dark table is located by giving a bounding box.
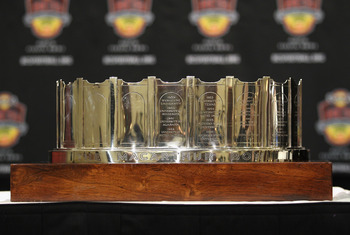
[1,191,350,235]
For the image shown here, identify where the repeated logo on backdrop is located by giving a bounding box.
[186,0,241,65]
[271,0,326,64]
[103,0,156,66]
[0,93,28,148]
[23,0,71,39]
[189,0,239,38]
[275,0,323,36]
[316,89,350,146]
[0,93,27,175]
[316,89,350,173]
[20,0,73,66]
[106,0,154,39]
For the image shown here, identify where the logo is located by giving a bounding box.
[106,0,154,38]
[316,89,350,146]
[0,93,28,148]
[189,0,239,38]
[274,0,324,36]
[23,0,71,39]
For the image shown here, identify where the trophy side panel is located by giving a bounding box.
[81,80,112,148]
[270,80,289,148]
[233,80,260,147]
[62,83,75,148]
[71,79,83,148]
[259,77,270,147]
[187,77,196,148]
[226,77,234,148]
[154,79,187,147]
[194,79,227,148]
[117,79,148,147]
[295,79,303,147]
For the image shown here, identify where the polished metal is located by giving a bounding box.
[52,76,309,163]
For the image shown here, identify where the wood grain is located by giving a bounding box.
[10,162,332,202]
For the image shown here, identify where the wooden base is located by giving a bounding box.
[10,162,332,202]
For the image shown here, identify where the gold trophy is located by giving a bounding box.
[51,76,308,163]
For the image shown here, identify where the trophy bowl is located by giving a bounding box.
[12,76,333,203]
[51,76,309,163]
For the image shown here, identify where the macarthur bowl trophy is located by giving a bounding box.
[13,76,334,202]
[51,76,308,163]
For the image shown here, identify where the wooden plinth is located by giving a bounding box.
[10,163,332,202]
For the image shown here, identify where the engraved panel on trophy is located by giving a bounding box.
[121,92,145,146]
[116,78,148,147]
[155,79,187,147]
[293,79,302,147]
[57,80,76,149]
[62,85,75,148]
[195,79,226,147]
[270,81,288,147]
[71,79,82,148]
[233,80,260,147]
[82,81,111,148]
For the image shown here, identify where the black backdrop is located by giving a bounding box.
[1,0,350,190]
